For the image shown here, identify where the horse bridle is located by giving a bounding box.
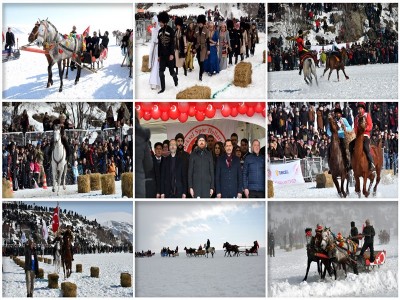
[38,19,61,45]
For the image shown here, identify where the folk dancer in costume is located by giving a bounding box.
[149,15,161,90]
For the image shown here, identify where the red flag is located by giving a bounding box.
[52,206,59,233]
[82,26,90,38]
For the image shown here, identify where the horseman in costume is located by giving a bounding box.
[314,224,324,251]
[62,226,74,261]
[294,30,318,75]
[330,39,343,62]
[349,102,375,172]
[327,107,352,171]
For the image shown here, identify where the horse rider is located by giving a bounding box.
[206,239,210,250]
[326,107,352,171]
[314,224,324,251]
[51,113,71,163]
[350,221,359,246]
[349,102,376,172]
[330,39,343,62]
[62,227,74,261]
[70,26,77,71]
[294,30,318,75]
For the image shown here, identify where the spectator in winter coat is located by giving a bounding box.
[24,240,39,297]
[350,221,359,245]
[359,219,375,263]
[243,140,265,198]
[5,27,15,56]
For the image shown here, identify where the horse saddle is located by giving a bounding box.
[300,52,317,65]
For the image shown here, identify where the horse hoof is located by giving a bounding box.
[63,186,66,190]
[52,188,55,192]
[59,88,62,92]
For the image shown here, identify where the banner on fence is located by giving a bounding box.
[268,160,305,185]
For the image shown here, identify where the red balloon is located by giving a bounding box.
[135,104,144,118]
[178,113,188,123]
[161,111,169,121]
[246,107,255,117]
[178,102,189,113]
[143,111,151,121]
[229,102,239,108]
[188,104,196,117]
[159,102,170,112]
[151,104,161,119]
[142,102,152,112]
[237,102,248,114]
[196,102,207,112]
[230,106,238,117]
[205,104,216,118]
[262,107,266,117]
[169,104,179,120]
[246,102,257,107]
[213,102,223,109]
[255,102,264,113]
[195,111,205,121]
[221,103,231,117]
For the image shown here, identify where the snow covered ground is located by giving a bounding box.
[135,33,266,99]
[9,181,129,199]
[268,63,398,99]
[268,237,398,297]
[272,174,398,199]
[2,253,133,297]
[2,40,133,99]
[135,249,265,297]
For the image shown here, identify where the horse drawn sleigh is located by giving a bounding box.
[223,241,260,257]
[2,48,21,62]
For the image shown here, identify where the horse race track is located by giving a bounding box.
[2,253,133,297]
[136,249,265,297]
[268,63,398,99]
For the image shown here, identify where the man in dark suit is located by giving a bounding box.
[152,142,164,198]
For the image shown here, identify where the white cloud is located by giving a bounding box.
[178,224,211,235]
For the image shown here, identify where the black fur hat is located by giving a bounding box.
[197,14,206,25]
[175,17,183,27]
[240,21,246,29]
[244,22,251,30]
[158,11,170,24]
[298,29,303,35]
[227,19,234,30]
[334,107,342,114]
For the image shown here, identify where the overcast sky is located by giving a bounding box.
[136,201,265,251]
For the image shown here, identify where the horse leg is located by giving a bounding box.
[355,177,361,198]
[58,60,63,92]
[75,63,81,85]
[366,173,375,197]
[362,175,370,198]
[52,166,56,192]
[332,176,342,197]
[336,69,340,81]
[62,164,67,190]
[65,59,69,79]
[47,63,54,88]
[342,67,349,80]
[340,175,347,198]
[303,258,311,281]
[346,173,350,196]
[328,69,333,81]
[373,170,380,196]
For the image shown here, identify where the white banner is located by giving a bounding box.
[167,120,237,153]
[268,160,305,185]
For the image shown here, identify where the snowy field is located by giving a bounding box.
[272,174,398,199]
[135,249,265,297]
[267,63,398,99]
[2,253,133,297]
[268,237,398,297]
[135,33,266,99]
[2,41,133,99]
[9,181,129,199]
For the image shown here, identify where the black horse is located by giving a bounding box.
[223,242,239,257]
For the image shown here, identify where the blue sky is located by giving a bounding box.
[3,3,132,35]
[136,201,265,251]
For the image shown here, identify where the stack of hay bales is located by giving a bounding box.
[316,171,334,188]
[90,173,102,191]
[120,273,132,287]
[78,175,91,193]
[141,55,151,72]
[233,62,252,87]
[90,267,100,278]
[61,282,77,297]
[176,85,211,99]
[121,173,133,198]
[2,178,13,198]
[101,174,115,195]
[267,180,274,198]
[48,273,59,289]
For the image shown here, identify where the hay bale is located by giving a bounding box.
[61,282,77,297]
[43,258,48,264]
[76,264,82,273]
[263,50,266,63]
[141,55,151,72]
[38,257,43,262]
[120,273,132,287]
[233,62,252,87]
[316,172,334,188]
[90,173,102,191]
[37,268,44,279]
[121,172,133,198]
[101,174,115,195]
[267,180,274,198]
[90,267,99,278]
[47,258,52,265]
[176,85,211,99]
[78,175,91,193]
[48,273,59,289]
[2,178,13,198]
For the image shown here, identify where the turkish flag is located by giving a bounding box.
[82,26,90,38]
[52,207,59,233]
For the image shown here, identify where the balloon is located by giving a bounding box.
[246,107,255,117]
[229,102,239,108]
[255,102,264,113]
[159,102,170,112]
[169,104,179,120]
[135,104,144,118]
[246,102,257,107]
[205,104,216,118]
[188,104,196,117]
[221,103,231,117]
[195,111,205,121]
[161,111,169,121]
[178,102,189,113]
[142,102,152,112]
[230,106,239,117]
[178,113,188,123]
[151,104,161,119]
[213,102,223,109]
[262,107,266,117]
[237,102,248,114]
[143,111,151,121]
[196,102,207,112]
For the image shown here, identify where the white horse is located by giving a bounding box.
[54,240,62,273]
[303,57,318,86]
[204,244,215,258]
[52,126,67,195]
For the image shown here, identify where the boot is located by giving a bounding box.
[235,56,238,65]
[199,73,203,81]
[299,65,303,75]
[173,75,178,86]
[175,67,178,75]
[184,66,187,76]
[158,76,165,94]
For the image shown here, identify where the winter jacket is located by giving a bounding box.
[362,225,375,244]
[354,112,373,137]
[24,246,39,276]
[215,154,242,198]
[158,25,175,59]
[135,118,152,198]
[242,153,265,192]
[188,147,214,198]
[160,154,187,198]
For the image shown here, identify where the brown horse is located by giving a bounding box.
[328,115,349,197]
[61,234,73,278]
[322,48,349,81]
[351,116,382,197]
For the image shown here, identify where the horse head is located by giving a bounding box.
[35,20,47,48]
[328,114,339,134]
[53,125,62,143]
[28,21,40,43]
[357,116,366,134]
[320,228,334,251]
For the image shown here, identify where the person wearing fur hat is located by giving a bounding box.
[350,221,359,245]
[174,17,187,76]
[359,219,375,263]
[157,11,178,94]
[192,14,210,81]
[349,102,375,172]
[149,15,161,90]
[188,134,214,198]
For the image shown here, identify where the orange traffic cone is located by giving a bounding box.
[42,174,48,190]
[9,177,13,193]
